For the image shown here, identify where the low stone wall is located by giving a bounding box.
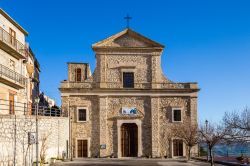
[0,115,69,166]
[192,157,246,166]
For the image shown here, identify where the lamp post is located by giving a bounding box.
[205,120,209,161]
[205,120,208,133]
[34,97,40,166]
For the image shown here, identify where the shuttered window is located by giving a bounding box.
[75,68,81,82]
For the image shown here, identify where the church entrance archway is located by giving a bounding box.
[121,123,138,157]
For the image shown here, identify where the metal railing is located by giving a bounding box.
[0,63,27,86]
[0,99,63,117]
[61,81,198,89]
[0,27,26,56]
[31,106,62,117]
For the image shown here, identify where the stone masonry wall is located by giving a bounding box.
[61,96,100,158]
[106,96,152,157]
[0,115,69,166]
[158,97,197,157]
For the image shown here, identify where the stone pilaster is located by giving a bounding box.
[151,97,160,157]
[190,97,198,124]
[99,96,108,157]
[97,54,107,88]
[151,53,161,88]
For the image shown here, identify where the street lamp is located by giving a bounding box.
[205,120,208,133]
[34,97,40,166]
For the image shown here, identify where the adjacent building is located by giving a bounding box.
[0,8,40,115]
[60,28,199,158]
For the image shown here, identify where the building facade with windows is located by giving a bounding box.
[0,9,40,115]
[60,28,199,158]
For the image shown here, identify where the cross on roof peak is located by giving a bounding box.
[124,14,132,28]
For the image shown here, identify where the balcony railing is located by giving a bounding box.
[0,27,26,57]
[60,81,198,90]
[0,63,26,87]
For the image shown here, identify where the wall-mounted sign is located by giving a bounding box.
[28,132,36,145]
[100,144,106,149]
[122,107,137,115]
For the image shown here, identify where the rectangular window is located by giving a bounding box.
[9,59,15,70]
[173,139,183,156]
[75,68,81,82]
[173,109,182,122]
[78,109,87,122]
[123,72,134,88]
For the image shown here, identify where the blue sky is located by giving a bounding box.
[1,0,250,122]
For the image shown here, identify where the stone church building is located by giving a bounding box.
[60,28,199,158]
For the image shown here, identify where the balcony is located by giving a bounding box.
[0,63,26,89]
[0,27,26,59]
[60,81,198,91]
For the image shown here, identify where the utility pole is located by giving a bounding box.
[68,100,73,161]
[35,97,40,166]
[14,114,17,166]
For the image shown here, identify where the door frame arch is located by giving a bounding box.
[117,119,142,158]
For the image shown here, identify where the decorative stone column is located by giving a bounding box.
[117,119,142,158]
[151,97,160,157]
[99,96,108,157]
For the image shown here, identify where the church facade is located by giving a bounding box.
[60,28,199,158]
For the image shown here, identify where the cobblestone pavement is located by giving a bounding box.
[54,158,224,166]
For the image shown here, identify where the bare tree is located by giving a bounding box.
[172,121,199,160]
[199,122,229,166]
[40,131,51,165]
[223,108,250,142]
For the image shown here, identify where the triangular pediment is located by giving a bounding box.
[92,28,164,49]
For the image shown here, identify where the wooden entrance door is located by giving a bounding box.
[121,123,138,157]
[77,140,88,157]
[173,139,183,156]
[9,93,14,114]
[9,28,16,47]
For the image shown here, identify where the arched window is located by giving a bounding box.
[75,68,81,82]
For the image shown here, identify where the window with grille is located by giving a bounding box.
[123,72,134,88]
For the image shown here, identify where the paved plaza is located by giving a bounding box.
[54,158,223,166]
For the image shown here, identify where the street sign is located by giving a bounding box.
[28,132,36,145]
[100,144,106,149]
